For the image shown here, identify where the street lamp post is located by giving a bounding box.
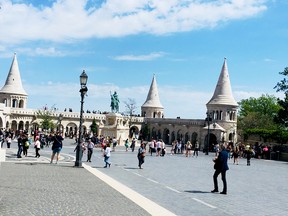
[206,112,211,155]
[75,70,88,167]
[58,113,63,132]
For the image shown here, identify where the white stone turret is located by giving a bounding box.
[141,75,164,118]
[0,53,28,108]
[206,58,238,143]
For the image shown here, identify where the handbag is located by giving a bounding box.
[25,141,30,147]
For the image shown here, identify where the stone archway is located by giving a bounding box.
[11,120,17,131]
[184,132,189,144]
[151,127,157,140]
[18,121,24,131]
[191,132,198,146]
[204,133,217,152]
[129,126,140,139]
[163,128,170,145]
[66,123,77,139]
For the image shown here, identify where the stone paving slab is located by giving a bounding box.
[0,162,151,216]
[2,141,288,216]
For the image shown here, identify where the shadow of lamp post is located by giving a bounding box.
[75,70,88,167]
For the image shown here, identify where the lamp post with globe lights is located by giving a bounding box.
[75,70,88,167]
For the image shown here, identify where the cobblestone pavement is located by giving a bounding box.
[1,140,288,216]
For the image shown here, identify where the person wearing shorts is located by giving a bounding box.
[50,131,64,164]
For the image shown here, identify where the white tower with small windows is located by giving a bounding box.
[0,53,28,109]
[206,58,238,143]
[141,75,164,118]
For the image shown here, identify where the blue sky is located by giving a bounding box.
[0,0,286,119]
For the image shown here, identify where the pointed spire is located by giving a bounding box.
[207,58,237,106]
[0,53,27,95]
[142,74,163,108]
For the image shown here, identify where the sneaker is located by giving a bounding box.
[211,189,219,193]
[220,191,227,195]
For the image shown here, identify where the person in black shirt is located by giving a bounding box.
[50,131,64,164]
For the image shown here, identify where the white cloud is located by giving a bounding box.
[0,0,268,45]
[113,52,165,61]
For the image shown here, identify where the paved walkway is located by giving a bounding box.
[1,141,288,216]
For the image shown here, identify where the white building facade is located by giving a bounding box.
[0,54,238,150]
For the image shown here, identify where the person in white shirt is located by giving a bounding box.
[86,139,95,162]
[103,143,111,168]
[156,140,162,156]
[34,136,41,158]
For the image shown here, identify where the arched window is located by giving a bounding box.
[219,111,223,120]
[19,99,25,108]
[191,132,198,146]
[2,99,7,107]
[12,99,18,108]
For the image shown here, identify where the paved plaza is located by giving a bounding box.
[0,140,288,216]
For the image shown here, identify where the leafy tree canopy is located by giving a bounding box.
[273,67,288,128]
[35,109,55,131]
[274,67,288,94]
[90,118,98,134]
[238,94,281,117]
[237,94,281,131]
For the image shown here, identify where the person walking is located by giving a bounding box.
[245,147,254,166]
[193,141,199,157]
[74,139,86,160]
[50,131,63,164]
[112,136,117,151]
[232,146,239,165]
[0,129,4,148]
[22,134,29,157]
[6,135,12,148]
[211,144,229,195]
[86,139,95,162]
[137,143,146,169]
[103,143,111,168]
[124,138,129,151]
[17,134,24,158]
[185,141,192,157]
[34,136,41,158]
[130,138,136,152]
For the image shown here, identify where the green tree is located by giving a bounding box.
[141,123,150,141]
[36,109,55,131]
[274,67,288,128]
[90,118,98,134]
[238,94,281,131]
[274,67,288,94]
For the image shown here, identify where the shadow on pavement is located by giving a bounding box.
[184,190,210,194]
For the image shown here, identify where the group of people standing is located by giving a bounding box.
[0,128,14,149]
[74,137,112,168]
[170,140,199,157]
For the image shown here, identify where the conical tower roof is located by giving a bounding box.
[0,53,27,96]
[142,75,163,108]
[207,58,237,106]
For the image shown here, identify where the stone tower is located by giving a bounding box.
[141,75,164,118]
[206,58,238,143]
[0,53,28,109]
